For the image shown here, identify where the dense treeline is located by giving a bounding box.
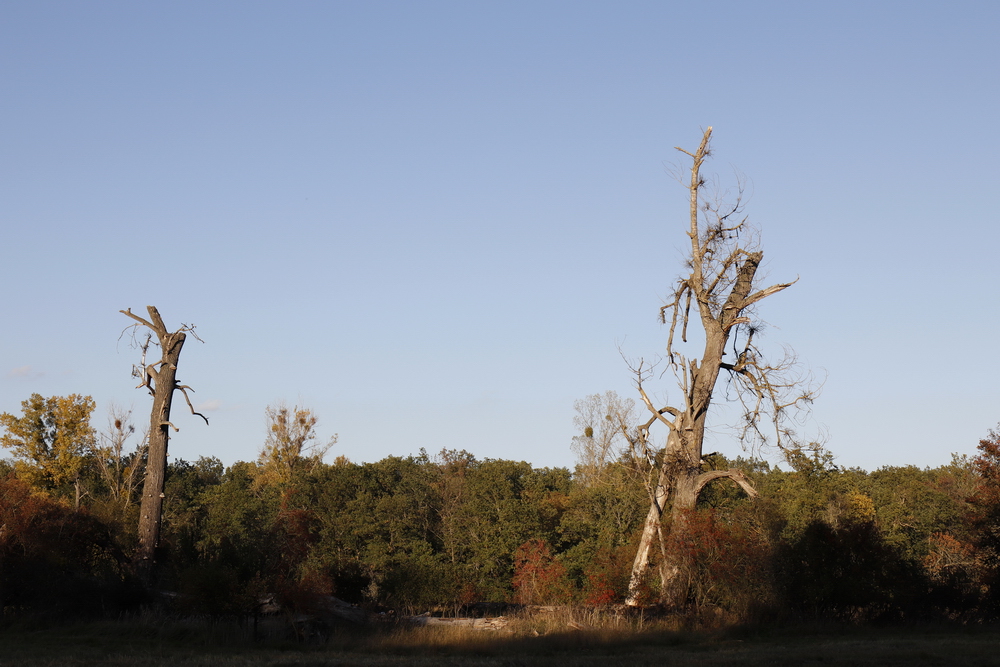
[3,394,1000,626]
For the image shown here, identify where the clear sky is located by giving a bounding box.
[2,1,998,472]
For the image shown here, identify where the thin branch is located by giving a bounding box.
[636,385,678,429]
[176,385,210,425]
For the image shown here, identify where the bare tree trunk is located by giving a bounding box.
[137,322,182,584]
[627,460,759,607]
[121,306,207,587]
[626,487,666,603]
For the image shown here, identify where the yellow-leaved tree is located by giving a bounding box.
[256,403,337,487]
[0,393,96,508]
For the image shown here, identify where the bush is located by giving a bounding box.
[0,474,136,618]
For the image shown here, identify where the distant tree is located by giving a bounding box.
[623,128,816,607]
[0,393,96,507]
[866,463,973,562]
[570,391,635,488]
[453,460,570,602]
[121,305,208,586]
[159,456,225,575]
[432,448,478,569]
[778,514,923,620]
[90,404,146,512]
[256,404,336,487]
[178,461,280,616]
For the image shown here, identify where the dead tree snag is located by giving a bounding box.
[120,306,207,586]
[623,128,816,607]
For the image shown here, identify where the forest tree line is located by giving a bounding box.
[2,390,1000,624]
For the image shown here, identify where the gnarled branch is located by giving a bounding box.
[176,384,209,425]
[692,468,758,499]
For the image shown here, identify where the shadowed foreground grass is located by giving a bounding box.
[2,614,999,666]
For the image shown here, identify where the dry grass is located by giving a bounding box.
[1,609,999,666]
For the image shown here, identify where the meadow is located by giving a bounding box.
[2,612,999,667]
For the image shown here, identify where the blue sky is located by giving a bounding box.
[2,1,998,471]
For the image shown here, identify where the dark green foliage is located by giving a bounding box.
[177,461,281,613]
[557,464,645,600]
[778,517,924,620]
[161,457,226,569]
[301,454,574,608]
[866,463,976,562]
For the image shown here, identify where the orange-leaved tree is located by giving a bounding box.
[512,539,572,605]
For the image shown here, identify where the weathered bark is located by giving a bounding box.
[623,128,810,607]
[121,306,206,586]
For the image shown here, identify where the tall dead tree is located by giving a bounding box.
[623,128,815,607]
[121,306,207,585]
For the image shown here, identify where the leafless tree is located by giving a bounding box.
[90,404,147,510]
[570,391,636,488]
[624,128,816,607]
[120,306,207,585]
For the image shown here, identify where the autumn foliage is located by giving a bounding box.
[0,474,131,615]
[512,539,571,605]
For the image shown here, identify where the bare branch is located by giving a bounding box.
[692,469,758,499]
[636,385,678,430]
[181,324,204,343]
[743,278,798,309]
[119,308,156,331]
[176,385,210,425]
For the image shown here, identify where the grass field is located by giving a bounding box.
[2,614,999,666]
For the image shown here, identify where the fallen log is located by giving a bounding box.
[406,613,510,630]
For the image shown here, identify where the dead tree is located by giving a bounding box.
[623,128,815,607]
[121,306,207,585]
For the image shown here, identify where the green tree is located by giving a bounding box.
[453,460,570,601]
[0,393,96,507]
[180,461,280,615]
[160,456,225,574]
[558,463,645,591]
[340,455,445,608]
